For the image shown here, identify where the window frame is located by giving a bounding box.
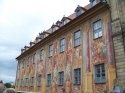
[37,75,42,87]
[25,78,28,87]
[49,44,53,57]
[20,79,23,87]
[74,68,81,85]
[60,38,65,53]
[47,74,51,87]
[92,0,97,6]
[95,63,106,84]
[40,49,44,61]
[27,57,30,66]
[74,30,81,47]
[33,53,36,64]
[30,77,34,87]
[93,19,102,39]
[58,71,64,86]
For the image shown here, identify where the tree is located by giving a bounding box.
[4,83,11,88]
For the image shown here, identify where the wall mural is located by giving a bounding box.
[91,38,107,64]
[65,33,72,93]
[58,53,65,71]
[73,48,82,68]
[53,41,58,84]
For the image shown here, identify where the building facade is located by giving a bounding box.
[108,0,125,90]
[15,0,125,93]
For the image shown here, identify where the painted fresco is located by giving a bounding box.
[94,84,107,93]
[65,33,72,93]
[58,53,65,71]
[73,48,82,68]
[53,41,58,83]
[46,58,52,73]
[73,86,82,93]
[91,38,107,64]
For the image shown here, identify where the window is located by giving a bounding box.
[92,0,97,6]
[20,79,23,87]
[93,20,102,39]
[30,77,34,86]
[52,27,56,32]
[22,60,24,68]
[49,44,53,57]
[33,53,36,64]
[74,68,81,85]
[25,78,28,87]
[37,75,42,87]
[40,49,44,61]
[47,74,51,86]
[95,64,106,83]
[27,57,30,66]
[60,38,65,52]
[58,71,64,85]
[63,20,67,25]
[76,9,81,17]
[74,30,80,47]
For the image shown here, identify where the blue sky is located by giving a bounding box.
[0,0,89,83]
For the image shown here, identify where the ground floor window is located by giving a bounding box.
[95,63,106,83]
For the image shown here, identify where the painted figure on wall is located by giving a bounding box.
[65,33,72,93]
[66,33,72,64]
[58,53,65,71]
[53,41,58,84]
[92,38,107,64]
[73,48,82,68]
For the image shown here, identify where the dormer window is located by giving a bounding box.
[90,0,97,6]
[61,16,72,26]
[56,21,62,27]
[75,5,87,17]
[51,24,59,32]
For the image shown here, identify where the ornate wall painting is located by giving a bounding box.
[66,33,73,64]
[53,64,58,84]
[73,86,81,93]
[52,41,59,84]
[34,60,38,78]
[91,38,107,65]
[58,53,65,71]
[52,79,57,93]
[65,77,72,93]
[37,61,45,77]
[94,84,107,93]
[73,48,82,68]
[46,58,52,73]
[65,33,73,93]
[53,41,58,68]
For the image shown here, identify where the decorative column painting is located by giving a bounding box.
[91,38,107,65]
[51,40,58,93]
[65,33,72,93]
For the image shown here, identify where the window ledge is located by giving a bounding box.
[74,44,80,48]
[93,36,102,40]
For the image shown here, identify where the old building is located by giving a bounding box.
[15,0,125,93]
[108,0,125,91]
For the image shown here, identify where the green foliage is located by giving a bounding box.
[4,83,11,88]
